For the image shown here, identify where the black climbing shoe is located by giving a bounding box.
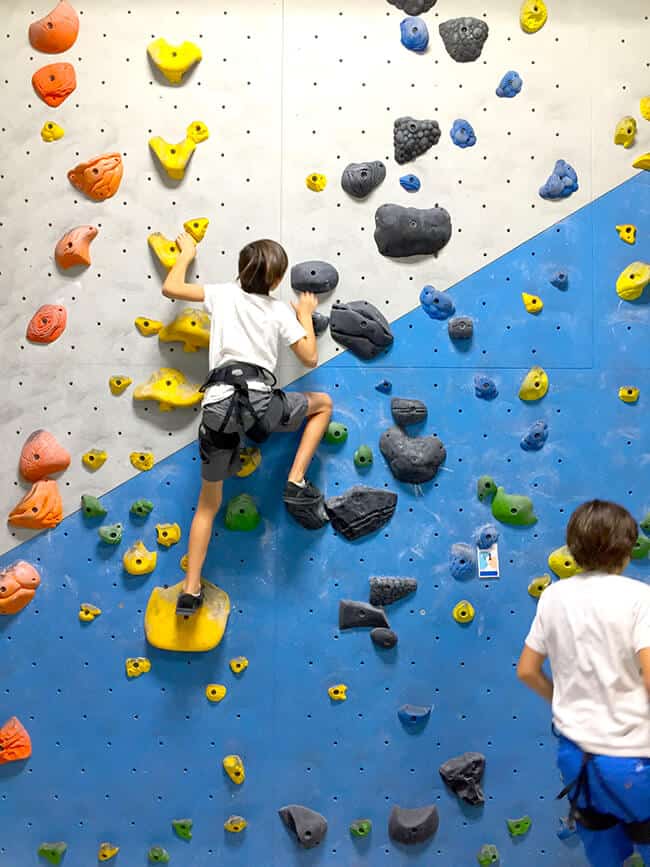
[283,480,329,530]
[176,588,204,616]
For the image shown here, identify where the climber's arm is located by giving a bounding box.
[162,233,205,302]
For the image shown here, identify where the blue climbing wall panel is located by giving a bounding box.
[1,172,648,866]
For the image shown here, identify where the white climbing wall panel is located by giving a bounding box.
[1,0,648,555]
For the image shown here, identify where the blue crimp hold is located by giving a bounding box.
[474,523,499,549]
[400,173,421,192]
[450,118,477,148]
[557,816,577,840]
[539,159,579,200]
[521,420,549,452]
[496,70,523,98]
[397,704,432,727]
[400,16,429,52]
[474,374,498,400]
[550,270,569,290]
[420,285,455,320]
[375,380,393,395]
[449,542,477,580]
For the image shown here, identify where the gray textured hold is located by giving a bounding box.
[279,805,328,849]
[369,577,418,607]
[388,805,440,845]
[439,752,486,806]
[448,316,474,341]
[394,116,441,165]
[329,300,394,360]
[387,0,437,13]
[371,627,398,648]
[374,204,452,259]
[391,398,428,427]
[325,485,398,540]
[339,599,390,630]
[380,425,446,484]
[439,17,489,63]
[312,311,329,336]
[341,161,387,199]
[291,261,339,295]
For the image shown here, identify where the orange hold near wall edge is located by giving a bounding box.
[8,479,63,530]
[19,430,71,482]
[0,717,32,763]
[0,561,41,615]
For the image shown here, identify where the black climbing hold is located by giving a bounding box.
[448,316,474,341]
[393,116,441,165]
[379,426,446,484]
[279,804,328,849]
[387,0,437,14]
[339,599,390,630]
[325,485,398,540]
[388,804,439,845]
[398,704,432,727]
[391,398,428,427]
[369,576,417,606]
[291,261,339,295]
[374,204,452,259]
[371,627,398,648]
[439,752,486,806]
[439,17,489,63]
[329,301,394,360]
[341,161,386,199]
[312,311,329,336]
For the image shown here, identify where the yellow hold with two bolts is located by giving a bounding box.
[79,603,101,622]
[148,218,210,270]
[149,121,209,181]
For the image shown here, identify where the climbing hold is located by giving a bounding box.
[78,603,101,622]
[81,494,106,518]
[149,121,209,180]
[375,380,393,394]
[306,172,327,192]
[520,419,549,451]
[123,541,157,575]
[67,152,123,201]
[371,627,398,648]
[341,161,387,199]
[400,17,429,52]
[98,523,123,545]
[147,38,202,84]
[225,494,260,532]
[97,843,119,861]
[550,270,569,290]
[109,375,132,396]
[145,580,230,651]
[380,425,446,484]
[615,262,650,301]
[528,574,552,598]
[453,600,475,624]
[393,117,441,165]
[326,486,397,540]
[507,816,532,837]
[223,754,245,784]
[312,311,330,336]
[450,119,477,148]
[548,546,582,579]
[159,308,210,352]
[477,476,497,502]
[230,657,249,674]
[19,429,70,482]
[539,159,579,200]
[354,445,374,469]
[632,153,650,171]
[631,534,650,560]
[328,684,347,701]
[400,173,421,192]
[641,512,650,534]
[40,120,65,141]
[439,17,489,62]
[448,316,474,341]
[8,479,63,529]
[29,1,79,52]
[477,843,500,865]
[237,447,262,478]
[148,233,180,270]
[0,561,41,616]
[134,368,202,411]
[329,300,394,360]
[490,487,538,526]
[519,366,549,401]
[125,657,151,678]
[388,805,439,844]
[616,224,637,245]
[474,375,498,400]
[291,261,339,295]
[325,420,348,444]
[496,70,523,98]
[147,847,170,864]
[369,576,417,606]
[391,398,427,427]
[134,316,163,336]
[206,684,227,702]
[26,304,67,344]
[521,292,543,314]
[449,543,477,580]
[0,716,32,763]
[387,0,437,12]
[440,752,486,806]
[224,815,247,832]
[183,218,209,243]
[172,818,193,840]
[474,524,499,549]
[37,842,67,864]
[420,285,455,320]
[350,819,372,838]
[156,523,181,547]
[279,805,328,849]
[614,116,637,149]
[641,97,650,121]
[130,498,154,517]
[520,0,547,32]
[339,600,389,630]
[55,225,97,270]
[82,449,107,471]
[32,62,76,106]
[618,386,640,404]
[398,704,431,727]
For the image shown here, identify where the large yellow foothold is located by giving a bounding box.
[79,603,102,622]
[98,842,120,861]
[130,451,155,471]
[41,121,64,142]
[148,233,179,270]
[123,541,158,576]
[82,449,107,471]
[328,684,347,701]
[158,308,211,352]
[109,375,132,395]
[520,0,547,33]
[145,580,231,652]
[453,600,475,624]
[618,386,640,404]
[183,218,209,242]
[230,656,249,675]
[616,262,650,301]
[134,316,164,336]
[641,98,650,122]
[125,657,151,678]
[614,116,637,149]
[223,754,245,785]
[134,367,203,412]
[632,153,650,171]
[528,574,551,599]
[237,447,262,478]
[616,224,637,245]
[521,292,544,314]
[306,172,327,192]
[149,121,210,181]
[206,683,227,703]
[147,38,202,85]
[519,366,549,401]
[156,522,181,547]
[224,816,247,833]
[548,545,582,579]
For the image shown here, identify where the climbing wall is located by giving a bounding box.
[1,0,650,865]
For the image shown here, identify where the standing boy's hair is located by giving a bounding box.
[566,499,638,572]
[238,239,288,295]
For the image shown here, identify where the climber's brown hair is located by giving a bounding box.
[566,500,638,573]
[238,239,288,295]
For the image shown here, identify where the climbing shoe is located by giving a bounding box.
[176,588,204,616]
[283,480,329,530]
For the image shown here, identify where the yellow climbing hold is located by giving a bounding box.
[616,262,650,301]
[521,292,543,314]
[528,574,551,599]
[79,603,101,622]
[328,684,348,701]
[147,37,202,85]
[149,121,210,181]
[148,233,180,270]
[134,367,203,412]
[82,449,107,471]
[224,816,248,833]
[453,600,475,624]
[145,581,231,652]
[548,545,582,579]
[183,217,209,242]
[180,553,188,572]
[306,172,327,192]
[97,842,120,861]
[158,308,210,352]
[134,316,163,336]
[156,522,181,547]
[632,153,650,171]
[237,447,262,478]
[41,121,64,142]
[618,386,640,404]
[519,366,549,401]
[206,684,227,703]
[641,97,650,121]
[616,225,637,245]
[123,541,158,576]
[223,754,245,785]
[125,657,151,678]
[614,116,637,149]
[520,0,547,33]
[230,656,249,675]
[109,375,132,395]
[130,452,155,471]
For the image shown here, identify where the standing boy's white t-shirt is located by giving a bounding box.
[202,282,306,405]
[525,572,650,757]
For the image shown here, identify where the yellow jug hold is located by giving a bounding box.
[328,684,348,701]
[123,541,157,576]
[618,386,639,404]
[453,600,475,624]
[614,116,637,148]
[156,523,181,547]
[206,684,227,703]
[134,316,163,336]
[125,657,151,678]
[130,451,155,471]
[82,449,107,471]
[147,38,202,85]
[519,366,549,401]
[306,172,327,192]
[223,754,245,784]
[615,262,650,301]
[528,574,551,599]
[520,0,547,33]
[41,121,64,142]
[521,292,543,314]
[548,545,582,579]
[79,603,101,622]
[158,308,210,352]
[183,217,209,242]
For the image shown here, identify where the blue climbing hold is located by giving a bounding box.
[539,159,579,200]
[474,523,499,549]
[550,270,569,290]
[450,119,476,148]
[521,420,549,451]
[400,173,421,192]
[557,816,577,840]
[474,374,498,400]
[419,285,455,321]
[375,380,393,395]
[398,704,432,727]
[449,542,477,580]
[400,16,429,52]
[496,70,523,98]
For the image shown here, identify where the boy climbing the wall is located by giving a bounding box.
[517,500,650,867]
[161,233,332,615]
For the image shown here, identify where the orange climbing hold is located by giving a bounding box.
[67,152,123,201]
[29,1,79,53]
[55,225,98,269]
[32,62,76,107]
[8,479,63,530]
[0,717,32,764]
[19,430,71,482]
[26,304,67,344]
[0,561,41,615]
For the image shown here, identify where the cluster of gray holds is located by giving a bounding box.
[329,300,394,360]
[380,397,446,484]
[439,18,489,62]
[341,161,386,199]
[339,576,417,650]
[387,0,437,13]
[393,116,441,165]
[374,204,452,258]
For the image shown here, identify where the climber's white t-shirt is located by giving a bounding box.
[525,572,650,756]
[201,282,306,405]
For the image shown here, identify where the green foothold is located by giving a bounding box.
[148,847,170,864]
[477,843,500,865]
[491,487,537,527]
[172,818,193,840]
[98,523,123,544]
[640,512,650,535]
[507,815,532,837]
[632,533,650,559]
[350,818,372,838]
[353,445,373,469]
[81,494,107,519]
[325,421,349,445]
[625,855,645,867]
[477,475,496,502]
[38,842,68,864]
[225,494,260,532]
[131,498,154,517]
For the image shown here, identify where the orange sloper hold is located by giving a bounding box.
[19,430,71,482]
[55,225,98,269]
[0,562,41,615]
[8,480,63,530]
[67,153,123,201]
[32,62,76,107]
[29,1,79,53]
[26,304,67,344]
[0,717,32,764]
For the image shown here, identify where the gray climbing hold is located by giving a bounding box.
[329,300,394,360]
[279,805,328,849]
[374,204,452,259]
[448,316,474,341]
[387,0,437,14]
[398,704,432,727]
[339,600,390,630]
[439,17,489,62]
[388,805,439,845]
[379,425,446,484]
[439,752,486,806]
[449,543,477,580]
[391,398,428,427]
[341,161,386,199]
[291,261,339,295]
[312,311,329,336]
[394,117,441,165]
[371,627,398,648]
[369,576,417,606]
[326,485,398,540]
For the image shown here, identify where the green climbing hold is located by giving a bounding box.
[148,847,170,864]
[477,475,497,502]
[38,842,68,865]
[350,819,372,838]
[625,855,645,867]
[354,445,373,469]
[81,494,106,519]
[225,494,260,532]
[640,512,650,535]
[477,843,500,865]
[131,498,154,517]
[632,534,650,559]
[98,523,123,544]
[507,815,532,837]
[325,421,349,445]
[491,487,537,527]
[172,818,193,840]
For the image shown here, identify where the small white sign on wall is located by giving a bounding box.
[477,544,500,579]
